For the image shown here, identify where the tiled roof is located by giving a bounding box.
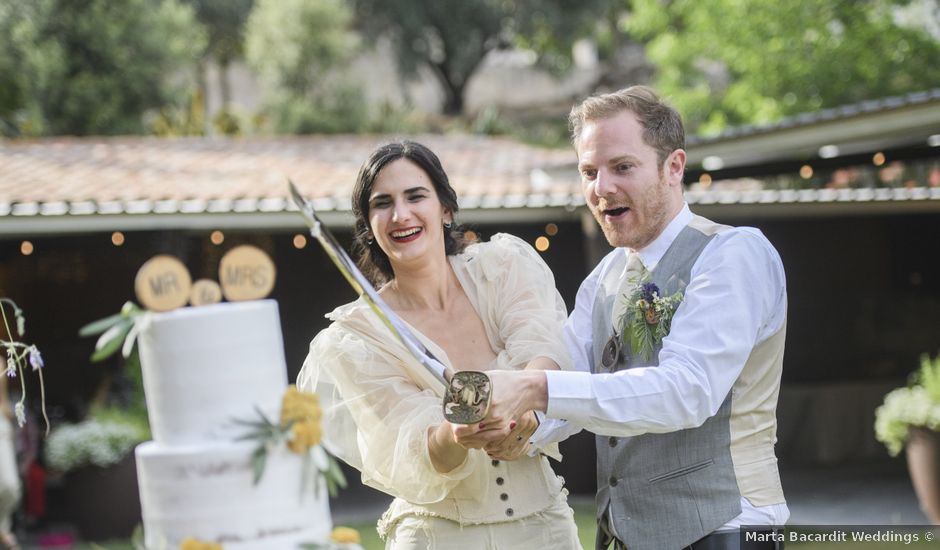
[0,134,580,218]
[2,128,939,235]
[687,186,940,205]
[687,89,940,147]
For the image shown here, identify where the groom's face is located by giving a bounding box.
[576,110,685,249]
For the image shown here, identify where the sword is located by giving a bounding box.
[288,180,491,425]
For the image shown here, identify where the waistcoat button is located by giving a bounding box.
[491,459,500,467]
[496,477,504,485]
[608,436,617,447]
[609,476,618,487]
[505,508,514,517]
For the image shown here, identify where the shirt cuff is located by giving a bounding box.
[544,369,594,422]
[527,410,548,454]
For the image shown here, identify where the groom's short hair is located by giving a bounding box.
[569,85,685,165]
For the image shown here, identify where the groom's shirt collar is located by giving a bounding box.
[627,203,692,272]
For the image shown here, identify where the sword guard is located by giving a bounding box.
[443,371,491,424]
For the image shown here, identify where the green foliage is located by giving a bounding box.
[245,0,355,96]
[627,0,940,134]
[212,109,242,136]
[363,102,431,135]
[244,0,362,134]
[234,406,347,497]
[875,354,940,456]
[510,0,621,74]
[470,105,509,136]
[262,85,370,135]
[0,0,206,137]
[147,89,207,137]
[350,0,610,115]
[79,301,145,362]
[617,280,683,363]
[79,302,150,435]
[188,0,254,66]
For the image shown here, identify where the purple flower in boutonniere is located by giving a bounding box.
[617,277,684,362]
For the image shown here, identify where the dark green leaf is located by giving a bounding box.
[327,455,347,490]
[251,446,268,485]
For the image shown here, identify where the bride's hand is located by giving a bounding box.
[483,410,538,461]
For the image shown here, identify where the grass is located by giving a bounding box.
[333,503,940,550]
[328,500,596,549]
[69,504,940,549]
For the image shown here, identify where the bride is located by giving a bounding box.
[297,141,582,549]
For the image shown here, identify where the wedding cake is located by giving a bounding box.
[134,300,331,549]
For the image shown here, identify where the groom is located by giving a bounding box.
[471,86,789,550]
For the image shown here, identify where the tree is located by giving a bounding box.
[350,0,610,116]
[244,0,364,133]
[0,0,206,136]
[187,0,254,109]
[627,0,940,134]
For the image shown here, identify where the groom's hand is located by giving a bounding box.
[479,370,548,434]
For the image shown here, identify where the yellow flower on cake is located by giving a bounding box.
[280,384,322,425]
[179,538,222,550]
[234,385,346,497]
[288,418,322,453]
[331,526,362,544]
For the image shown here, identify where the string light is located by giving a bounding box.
[20,241,33,256]
[545,223,558,236]
[210,231,225,245]
[699,173,713,186]
[464,230,478,242]
[800,165,814,179]
[873,152,886,166]
[293,234,307,249]
[111,232,125,246]
[535,236,550,252]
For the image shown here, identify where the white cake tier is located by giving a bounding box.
[138,300,288,445]
[136,440,331,549]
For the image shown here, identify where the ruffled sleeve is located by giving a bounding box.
[297,315,487,504]
[459,233,572,373]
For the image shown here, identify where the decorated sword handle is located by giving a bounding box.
[443,371,492,424]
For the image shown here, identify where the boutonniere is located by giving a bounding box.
[618,280,683,362]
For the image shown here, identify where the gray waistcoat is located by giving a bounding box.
[592,223,741,550]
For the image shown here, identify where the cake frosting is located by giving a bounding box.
[135,300,330,549]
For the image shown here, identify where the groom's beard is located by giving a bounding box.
[591,172,672,250]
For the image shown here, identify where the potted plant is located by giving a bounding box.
[42,302,149,541]
[875,354,940,523]
[44,411,146,540]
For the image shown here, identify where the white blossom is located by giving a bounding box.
[13,403,24,427]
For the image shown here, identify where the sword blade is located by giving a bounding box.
[288,180,451,387]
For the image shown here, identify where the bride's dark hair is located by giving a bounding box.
[351,141,470,284]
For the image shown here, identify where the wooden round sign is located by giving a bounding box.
[218,245,276,301]
[190,279,223,306]
[134,255,192,312]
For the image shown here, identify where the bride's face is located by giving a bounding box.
[368,159,452,271]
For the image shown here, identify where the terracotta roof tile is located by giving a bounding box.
[0,135,580,210]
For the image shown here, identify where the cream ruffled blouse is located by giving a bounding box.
[297,233,573,529]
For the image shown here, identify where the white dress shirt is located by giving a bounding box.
[532,203,790,527]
